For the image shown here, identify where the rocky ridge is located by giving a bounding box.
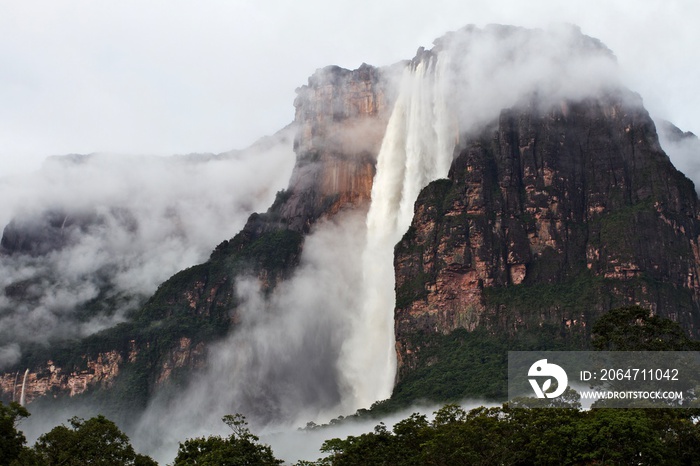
[0,63,395,407]
[394,92,700,378]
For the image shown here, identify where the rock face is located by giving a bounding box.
[0,338,207,406]
[0,352,122,403]
[394,92,700,378]
[658,120,700,192]
[0,63,395,407]
[271,63,394,232]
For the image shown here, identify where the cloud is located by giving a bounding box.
[0,127,295,368]
[0,1,698,176]
[132,208,368,460]
[435,24,621,135]
[260,398,496,464]
[657,121,700,190]
[0,343,21,369]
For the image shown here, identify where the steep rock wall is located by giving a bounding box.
[394,93,700,378]
[0,63,396,407]
[273,63,395,232]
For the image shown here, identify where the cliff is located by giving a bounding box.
[254,62,394,233]
[0,63,395,408]
[4,24,700,419]
[394,92,700,381]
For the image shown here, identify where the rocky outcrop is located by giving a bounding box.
[658,120,700,193]
[264,63,396,232]
[155,337,207,385]
[394,92,700,378]
[0,336,208,406]
[0,63,397,406]
[660,120,698,143]
[0,351,122,404]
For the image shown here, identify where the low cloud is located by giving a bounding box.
[0,343,21,369]
[657,121,700,191]
[437,24,621,135]
[0,127,296,369]
[133,209,369,461]
[263,400,496,464]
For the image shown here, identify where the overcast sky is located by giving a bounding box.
[1,0,698,176]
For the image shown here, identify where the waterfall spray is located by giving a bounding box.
[340,52,457,408]
[19,368,29,406]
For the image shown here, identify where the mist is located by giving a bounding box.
[0,127,295,368]
[657,121,700,191]
[262,399,495,464]
[133,209,369,461]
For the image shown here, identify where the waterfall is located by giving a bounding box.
[19,368,29,406]
[12,370,19,403]
[340,52,457,408]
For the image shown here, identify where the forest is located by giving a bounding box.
[2,307,699,465]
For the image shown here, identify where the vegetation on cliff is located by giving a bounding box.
[385,306,700,412]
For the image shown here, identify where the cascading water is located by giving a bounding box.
[340,51,457,408]
[19,368,29,406]
[337,24,624,409]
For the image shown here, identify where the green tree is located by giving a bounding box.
[422,405,511,466]
[0,401,30,465]
[592,305,699,351]
[319,423,397,466]
[173,414,282,466]
[33,415,156,466]
[592,306,700,407]
[571,409,666,465]
[504,405,583,465]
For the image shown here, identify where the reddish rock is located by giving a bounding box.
[395,93,700,378]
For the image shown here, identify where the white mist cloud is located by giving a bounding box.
[263,399,496,464]
[438,24,622,135]
[0,343,21,369]
[0,127,295,368]
[0,1,697,176]
[657,123,700,190]
[133,209,369,461]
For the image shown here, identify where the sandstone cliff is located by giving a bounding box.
[253,62,395,233]
[0,63,395,407]
[394,92,700,378]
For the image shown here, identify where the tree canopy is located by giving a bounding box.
[0,401,30,465]
[592,305,700,351]
[172,414,282,466]
[306,403,700,466]
[32,415,157,466]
